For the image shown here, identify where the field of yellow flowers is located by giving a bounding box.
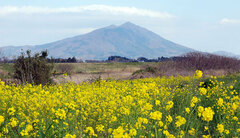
[0,70,240,137]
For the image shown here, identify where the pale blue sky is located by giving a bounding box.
[0,0,240,54]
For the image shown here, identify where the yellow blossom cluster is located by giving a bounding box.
[201,107,215,122]
[175,116,186,127]
[199,87,207,95]
[0,70,239,137]
[150,111,162,120]
[0,116,4,125]
[195,70,203,78]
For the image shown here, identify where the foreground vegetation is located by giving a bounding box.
[0,71,240,137]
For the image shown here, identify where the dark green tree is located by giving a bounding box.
[13,50,53,85]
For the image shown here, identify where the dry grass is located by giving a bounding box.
[53,62,153,83]
[53,72,134,84]
[54,62,150,74]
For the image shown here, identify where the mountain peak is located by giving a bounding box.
[120,22,139,28]
[121,21,135,25]
[105,24,117,29]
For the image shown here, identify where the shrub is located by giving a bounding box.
[145,66,158,74]
[176,52,240,72]
[13,50,53,85]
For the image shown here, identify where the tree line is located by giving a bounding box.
[0,55,180,63]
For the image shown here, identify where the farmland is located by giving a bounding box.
[0,70,240,137]
[0,62,158,83]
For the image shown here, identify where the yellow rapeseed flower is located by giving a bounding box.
[198,106,204,117]
[129,128,137,137]
[232,103,238,111]
[64,134,76,138]
[150,111,162,120]
[201,107,215,122]
[0,115,4,124]
[166,115,173,123]
[190,96,199,107]
[112,126,125,138]
[185,108,190,114]
[55,109,66,120]
[20,130,28,136]
[217,124,224,133]
[96,124,104,132]
[8,107,16,116]
[188,128,195,136]
[175,116,186,127]
[225,129,229,134]
[217,98,224,107]
[155,100,161,106]
[195,70,203,78]
[166,101,174,110]
[202,135,211,138]
[85,127,97,137]
[233,116,238,121]
[26,124,33,132]
[199,87,207,95]
[204,126,208,131]
[9,117,18,127]
[163,130,175,138]
[159,121,164,127]
[179,130,184,138]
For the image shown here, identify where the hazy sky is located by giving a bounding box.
[0,0,240,54]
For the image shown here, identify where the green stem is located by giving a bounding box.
[155,122,158,138]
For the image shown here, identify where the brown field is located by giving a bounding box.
[53,62,158,83]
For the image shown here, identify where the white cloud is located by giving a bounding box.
[220,18,240,24]
[0,5,174,19]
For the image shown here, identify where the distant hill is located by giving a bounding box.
[0,22,194,60]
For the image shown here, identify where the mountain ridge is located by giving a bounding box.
[0,22,194,60]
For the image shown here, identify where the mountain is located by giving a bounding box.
[212,51,240,59]
[0,22,194,60]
